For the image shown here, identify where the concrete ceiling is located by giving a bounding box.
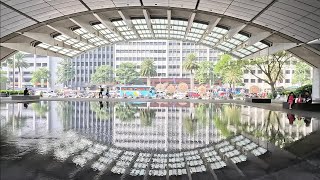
[0,0,319,67]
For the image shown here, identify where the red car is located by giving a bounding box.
[186,91,201,98]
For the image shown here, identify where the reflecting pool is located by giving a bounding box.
[1,101,319,180]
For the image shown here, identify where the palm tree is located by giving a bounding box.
[223,68,242,89]
[6,52,29,88]
[183,53,199,90]
[140,59,157,86]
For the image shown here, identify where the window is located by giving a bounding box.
[258,79,262,83]
[258,70,262,74]
[29,63,34,66]
[36,63,41,67]
[244,70,249,74]
[285,70,290,74]
[251,79,256,83]
[42,63,47,66]
[250,70,255,74]
[244,79,249,83]
[292,70,295,74]
[279,79,283,83]
[285,79,290,83]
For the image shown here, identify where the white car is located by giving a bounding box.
[173,92,187,99]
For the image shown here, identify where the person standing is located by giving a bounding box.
[106,87,110,98]
[287,92,295,109]
[23,88,29,96]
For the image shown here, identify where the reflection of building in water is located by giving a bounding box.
[112,102,222,151]
[68,101,113,145]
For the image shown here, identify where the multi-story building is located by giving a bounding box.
[1,53,62,89]
[69,45,114,88]
[114,40,221,85]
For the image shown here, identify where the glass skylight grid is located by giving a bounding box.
[132,19,146,25]
[74,28,88,35]
[186,37,199,42]
[245,45,259,52]
[155,34,168,38]
[54,35,69,41]
[92,24,123,42]
[232,51,246,58]
[154,30,168,34]
[221,42,236,49]
[254,42,268,49]
[112,20,138,40]
[217,44,231,52]
[202,40,216,46]
[238,48,252,55]
[65,39,79,45]
[170,34,184,39]
[212,27,228,35]
[37,43,50,49]
[233,33,249,41]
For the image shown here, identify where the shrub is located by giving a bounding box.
[294,84,312,96]
[0,90,24,95]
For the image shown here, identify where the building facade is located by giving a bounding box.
[1,53,62,89]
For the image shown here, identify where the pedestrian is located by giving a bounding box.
[99,86,104,98]
[287,92,295,109]
[106,87,110,98]
[23,88,29,96]
[304,91,312,104]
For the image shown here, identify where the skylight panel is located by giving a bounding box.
[254,42,268,49]
[37,43,50,49]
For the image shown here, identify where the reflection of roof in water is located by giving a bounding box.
[43,131,267,178]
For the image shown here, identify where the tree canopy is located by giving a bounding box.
[115,62,139,84]
[57,58,75,85]
[31,67,50,85]
[214,54,243,88]
[292,60,311,86]
[195,61,215,84]
[6,52,29,70]
[239,51,292,97]
[140,59,157,77]
[91,65,113,84]
[183,53,199,74]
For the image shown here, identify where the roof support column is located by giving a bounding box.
[246,43,300,59]
[184,12,196,38]
[312,67,320,100]
[232,31,272,51]
[118,10,141,39]
[143,9,155,38]
[167,10,171,39]
[198,17,221,43]
[214,23,246,48]
[93,13,125,39]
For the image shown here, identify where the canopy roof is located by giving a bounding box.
[0,0,320,67]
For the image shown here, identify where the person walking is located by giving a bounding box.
[99,86,104,98]
[287,92,295,109]
[106,87,110,98]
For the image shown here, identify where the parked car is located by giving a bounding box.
[173,92,187,99]
[156,91,166,98]
[186,91,201,99]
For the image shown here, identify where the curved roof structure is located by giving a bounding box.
[0,0,320,67]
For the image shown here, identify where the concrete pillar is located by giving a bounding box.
[312,68,320,100]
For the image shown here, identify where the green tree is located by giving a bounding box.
[240,51,292,98]
[6,52,29,88]
[31,67,50,86]
[140,108,156,126]
[57,58,75,86]
[91,65,113,84]
[115,103,137,122]
[195,61,215,85]
[115,62,139,84]
[183,53,199,90]
[292,60,311,86]
[214,54,243,88]
[140,59,157,86]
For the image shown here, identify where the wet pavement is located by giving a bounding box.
[1,101,320,180]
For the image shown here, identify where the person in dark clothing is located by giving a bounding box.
[23,88,29,96]
[23,103,28,109]
[304,91,312,104]
[99,101,103,109]
[105,87,110,98]
[287,113,296,125]
[99,86,104,98]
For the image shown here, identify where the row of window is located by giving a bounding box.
[116,50,166,53]
[3,63,47,67]
[120,42,167,46]
[116,57,167,61]
[73,62,112,66]
[244,69,295,74]
[79,54,113,59]
[244,79,291,83]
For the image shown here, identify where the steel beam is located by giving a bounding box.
[46,25,95,46]
[167,10,171,39]
[0,43,66,58]
[0,46,16,61]
[69,17,110,43]
[21,32,78,51]
[93,13,125,39]
[232,31,272,52]
[245,42,300,59]
[118,10,141,39]
[214,23,246,48]
[198,17,221,43]
[143,9,155,38]
[184,12,196,38]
